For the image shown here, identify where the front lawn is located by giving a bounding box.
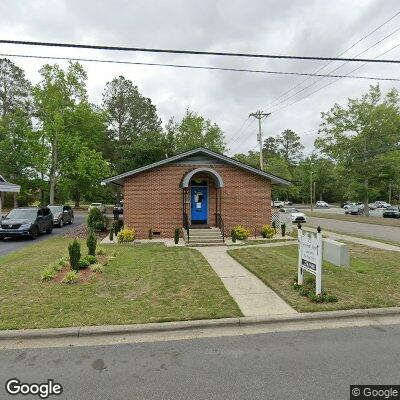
[228,244,400,312]
[0,238,241,330]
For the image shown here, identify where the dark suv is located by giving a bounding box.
[0,207,53,240]
[48,205,74,227]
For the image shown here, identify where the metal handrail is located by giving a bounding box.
[217,212,225,243]
[183,212,189,243]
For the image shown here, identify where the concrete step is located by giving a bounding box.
[189,238,224,243]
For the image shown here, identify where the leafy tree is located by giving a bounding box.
[33,62,88,204]
[102,76,162,172]
[316,85,400,214]
[167,109,227,154]
[277,129,304,165]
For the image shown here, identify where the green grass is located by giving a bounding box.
[305,211,400,227]
[0,238,241,330]
[239,238,296,246]
[228,244,400,312]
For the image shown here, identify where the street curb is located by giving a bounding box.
[1,307,399,341]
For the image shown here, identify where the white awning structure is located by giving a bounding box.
[0,175,20,214]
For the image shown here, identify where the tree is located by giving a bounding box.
[277,129,304,165]
[167,109,227,154]
[316,85,400,215]
[102,76,162,172]
[33,62,87,204]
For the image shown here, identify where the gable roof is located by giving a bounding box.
[101,147,291,186]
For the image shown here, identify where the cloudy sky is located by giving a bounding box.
[1,0,399,155]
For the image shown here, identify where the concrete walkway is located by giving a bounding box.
[321,230,400,252]
[197,245,297,317]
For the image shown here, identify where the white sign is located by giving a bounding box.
[298,227,323,295]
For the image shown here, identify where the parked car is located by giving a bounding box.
[113,200,124,216]
[271,200,285,208]
[88,202,106,214]
[341,201,352,208]
[369,201,391,210]
[48,205,74,227]
[316,201,329,208]
[283,200,293,206]
[0,207,53,240]
[345,204,364,215]
[383,206,400,219]
[279,207,307,223]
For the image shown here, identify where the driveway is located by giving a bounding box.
[307,216,400,243]
[0,212,86,257]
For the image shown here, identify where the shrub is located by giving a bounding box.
[117,227,136,243]
[68,239,81,271]
[174,227,180,244]
[148,228,153,239]
[90,263,104,273]
[261,224,275,239]
[232,225,251,240]
[78,258,90,269]
[231,229,237,242]
[114,219,123,235]
[272,221,277,233]
[41,266,56,281]
[87,208,107,231]
[86,229,97,256]
[83,255,97,265]
[63,271,78,284]
[109,228,114,241]
[281,223,286,237]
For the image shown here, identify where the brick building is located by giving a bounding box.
[102,147,290,240]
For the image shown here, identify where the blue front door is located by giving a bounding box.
[191,187,208,223]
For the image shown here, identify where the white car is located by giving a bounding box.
[271,200,285,208]
[316,201,329,208]
[88,202,106,214]
[369,201,391,210]
[279,207,307,223]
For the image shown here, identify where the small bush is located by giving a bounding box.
[86,229,97,256]
[114,219,123,235]
[148,228,153,239]
[232,225,251,240]
[261,224,275,239]
[63,271,78,284]
[78,258,90,269]
[117,227,136,243]
[83,255,97,265]
[231,229,237,242]
[57,256,68,267]
[90,263,104,273]
[109,228,114,241]
[281,223,286,237]
[272,221,277,233]
[41,266,56,281]
[174,227,180,244]
[68,239,81,271]
[87,208,107,231]
[291,276,338,303]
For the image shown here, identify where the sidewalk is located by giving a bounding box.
[197,244,297,317]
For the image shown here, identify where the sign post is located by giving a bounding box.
[297,224,323,295]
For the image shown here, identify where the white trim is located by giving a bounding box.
[101,147,291,186]
[182,167,224,188]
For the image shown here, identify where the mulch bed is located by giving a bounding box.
[49,254,109,285]
[62,225,108,240]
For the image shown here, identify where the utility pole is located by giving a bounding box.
[249,110,271,170]
[310,170,313,212]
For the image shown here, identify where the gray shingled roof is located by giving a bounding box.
[102,147,291,186]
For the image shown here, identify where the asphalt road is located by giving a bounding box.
[1,324,400,399]
[0,212,86,257]
[307,216,400,243]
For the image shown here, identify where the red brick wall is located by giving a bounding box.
[123,163,272,239]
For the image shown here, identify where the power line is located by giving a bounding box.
[227,117,252,145]
[265,25,400,112]
[270,42,400,114]
[262,9,400,110]
[1,52,400,82]
[2,39,400,64]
